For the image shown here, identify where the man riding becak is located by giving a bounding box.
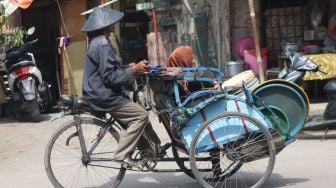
[81,7,164,169]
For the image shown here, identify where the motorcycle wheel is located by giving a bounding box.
[27,99,41,122]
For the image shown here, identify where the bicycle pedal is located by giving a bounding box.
[122,162,143,171]
[158,143,171,157]
[134,150,157,171]
[160,143,171,152]
[122,163,132,169]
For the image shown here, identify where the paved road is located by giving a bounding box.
[1,105,336,188]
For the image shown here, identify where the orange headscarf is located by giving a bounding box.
[166,46,195,67]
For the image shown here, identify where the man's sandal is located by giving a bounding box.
[122,157,144,170]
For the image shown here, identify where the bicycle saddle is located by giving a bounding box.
[58,95,92,114]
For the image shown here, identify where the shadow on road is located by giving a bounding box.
[119,172,200,188]
[0,113,53,124]
[119,172,309,188]
[297,131,336,140]
[265,173,309,188]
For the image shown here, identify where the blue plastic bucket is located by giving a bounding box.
[253,82,308,138]
[254,79,310,116]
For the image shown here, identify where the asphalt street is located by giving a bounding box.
[0,103,336,188]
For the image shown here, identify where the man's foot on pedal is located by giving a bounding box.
[122,157,143,170]
[158,143,171,158]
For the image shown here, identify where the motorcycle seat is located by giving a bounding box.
[7,60,35,73]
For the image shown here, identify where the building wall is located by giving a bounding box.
[177,0,231,72]
[62,41,87,96]
[60,0,87,96]
[60,0,121,96]
[60,0,87,41]
[177,0,263,73]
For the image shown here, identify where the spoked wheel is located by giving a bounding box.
[189,112,276,188]
[45,117,126,188]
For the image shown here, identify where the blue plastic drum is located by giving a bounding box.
[178,95,272,150]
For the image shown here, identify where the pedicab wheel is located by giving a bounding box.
[44,117,126,188]
[172,146,195,179]
[189,112,276,188]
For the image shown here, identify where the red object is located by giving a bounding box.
[14,67,30,79]
[10,0,33,9]
[236,36,255,58]
[244,48,268,76]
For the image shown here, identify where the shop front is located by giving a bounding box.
[258,0,336,99]
[3,0,335,102]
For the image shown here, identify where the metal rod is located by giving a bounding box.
[152,8,161,66]
[216,0,222,71]
[248,0,265,82]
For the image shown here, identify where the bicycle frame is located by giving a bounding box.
[49,66,227,173]
[65,110,191,173]
[72,114,119,164]
[73,115,90,164]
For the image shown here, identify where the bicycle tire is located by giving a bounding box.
[172,144,242,180]
[171,145,195,179]
[189,112,276,188]
[44,117,126,188]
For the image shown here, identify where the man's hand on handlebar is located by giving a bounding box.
[130,60,150,73]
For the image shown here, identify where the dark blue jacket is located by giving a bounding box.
[82,35,135,111]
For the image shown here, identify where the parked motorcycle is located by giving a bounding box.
[278,52,323,83]
[278,50,336,135]
[3,27,53,121]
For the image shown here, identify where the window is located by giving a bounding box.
[262,0,308,67]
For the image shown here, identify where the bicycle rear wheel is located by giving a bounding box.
[189,112,276,188]
[45,117,126,188]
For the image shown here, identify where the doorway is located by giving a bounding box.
[20,0,60,104]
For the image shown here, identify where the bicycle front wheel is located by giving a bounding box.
[189,112,276,188]
[45,117,126,188]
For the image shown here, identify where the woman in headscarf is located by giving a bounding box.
[166,46,215,95]
[166,45,196,67]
